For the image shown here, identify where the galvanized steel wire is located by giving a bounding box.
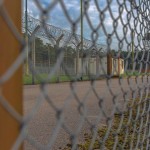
[0,0,150,149]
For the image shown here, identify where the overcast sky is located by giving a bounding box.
[23,0,139,50]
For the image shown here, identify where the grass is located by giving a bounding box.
[24,71,150,85]
[23,74,91,85]
[63,97,149,150]
[120,71,149,78]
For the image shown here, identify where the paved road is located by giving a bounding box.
[23,77,148,150]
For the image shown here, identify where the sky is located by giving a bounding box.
[23,0,140,50]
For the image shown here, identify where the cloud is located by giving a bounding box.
[25,0,139,49]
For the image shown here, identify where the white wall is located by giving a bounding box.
[74,57,107,75]
[74,57,124,76]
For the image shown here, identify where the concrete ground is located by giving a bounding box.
[23,77,149,150]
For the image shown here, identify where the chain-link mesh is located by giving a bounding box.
[0,0,150,149]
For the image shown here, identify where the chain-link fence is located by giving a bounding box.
[0,0,150,149]
[22,14,108,84]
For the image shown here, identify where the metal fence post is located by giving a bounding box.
[25,0,29,75]
[80,0,83,78]
[131,29,134,70]
[118,58,120,76]
[32,36,35,84]
[0,0,22,149]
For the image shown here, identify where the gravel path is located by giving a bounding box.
[23,77,148,150]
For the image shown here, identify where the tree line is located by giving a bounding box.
[28,37,150,71]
